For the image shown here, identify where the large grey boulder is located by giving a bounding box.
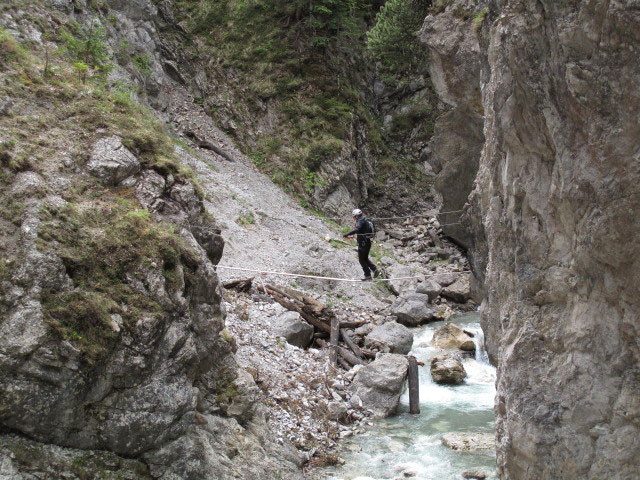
[87,136,141,185]
[387,265,419,296]
[432,323,475,352]
[430,353,466,385]
[273,311,314,349]
[365,322,413,355]
[349,354,408,418]
[416,278,442,302]
[441,276,471,303]
[435,272,458,287]
[389,293,435,327]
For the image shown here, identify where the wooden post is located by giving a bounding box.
[330,318,340,368]
[408,355,420,414]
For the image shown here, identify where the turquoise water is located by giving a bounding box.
[324,313,497,480]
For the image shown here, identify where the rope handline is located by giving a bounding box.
[214,265,471,283]
[325,209,464,221]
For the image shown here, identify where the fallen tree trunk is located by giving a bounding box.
[317,339,366,367]
[340,329,364,360]
[222,277,254,292]
[257,284,331,333]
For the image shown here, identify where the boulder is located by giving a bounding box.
[87,136,140,185]
[435,272,458,287]
[432,323,475,352]
[387,265,418,296]
[389,293,435,327]
[365,322,414,355]
[273,311,314,349]
[349,353,408,418]
[441,432,494,452]
[430,353,466,385]
[441,276,471,303]
[462,468,488,479]
[416,278,442,302]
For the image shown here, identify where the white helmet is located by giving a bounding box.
[352,208,363,217]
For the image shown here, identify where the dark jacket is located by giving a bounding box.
[344,217,373,247]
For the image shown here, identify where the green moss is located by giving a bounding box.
[0,27,28,68]
[38,199,196,364]
[472,8,489,33]
[219,328,237,351]
[235,211,255,226]
[215,374,239,405]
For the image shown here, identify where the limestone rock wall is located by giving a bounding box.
[0,1,303,478]
[419,1,486,250]
[471,1,640,478]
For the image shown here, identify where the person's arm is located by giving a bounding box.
[343,218,364,238]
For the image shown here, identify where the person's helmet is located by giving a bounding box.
[352,208,363,217]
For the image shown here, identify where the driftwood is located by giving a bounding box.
[330,318,339,368]
[257,284,333,333]
[185,130,235,162]
[222,277,254,292]
[340,329,364,360]
[338,320,366,329]
[317,339,365,367]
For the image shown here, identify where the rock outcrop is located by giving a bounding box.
[419,1,485,249]
[426,1,640,478]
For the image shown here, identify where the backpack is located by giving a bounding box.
[365,218,376,239]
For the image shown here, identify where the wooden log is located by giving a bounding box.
[408,355,420,414]
[340,329,364,360]
[338,320,366,329]
[360,348,377,359]
[222,277,254,292]
[317,339,365,367]
[338,357,351,370]
[330,318,340,368]
[337,345,365,366]
[257,285,331,332]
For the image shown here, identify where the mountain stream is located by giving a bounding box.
[324,312,497,480]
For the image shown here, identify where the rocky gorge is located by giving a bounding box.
[1,0,639,479]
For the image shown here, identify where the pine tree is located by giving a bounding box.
[366,0,429,74]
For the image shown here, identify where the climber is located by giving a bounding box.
[343,208,380,281]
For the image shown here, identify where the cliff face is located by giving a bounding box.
[419,0,485,252]
[464,1,640,478]
[0,1,302,478]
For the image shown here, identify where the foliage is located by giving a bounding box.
[472,8,489,33]
[58,21,111,72]
[366,0,431,74]
[39,200,197,364]
[0,27,27,69]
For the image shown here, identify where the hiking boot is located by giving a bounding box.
[361,276,372,281]
[373,269,381,278]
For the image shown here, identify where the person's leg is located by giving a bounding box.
[363,241,378,275]
[358,247,371,277]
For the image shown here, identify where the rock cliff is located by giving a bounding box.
[0,1,303,478]
[425,1,640,478]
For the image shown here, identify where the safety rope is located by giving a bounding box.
[325,209,464,222]
[215,265,470,283]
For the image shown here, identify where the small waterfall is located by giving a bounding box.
[472,327,490,364]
